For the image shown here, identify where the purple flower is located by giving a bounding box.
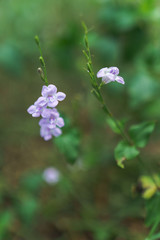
[97,66,125,85]
[27,96,47,117]
[40,125,62,140]
[41,84,66,108]
[39,109,64,129]
[27,83,66,141]
[43,167,60,184]
[41,108,59,119]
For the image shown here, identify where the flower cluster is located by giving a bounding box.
[27,84,66,140]
[97,67,125,85]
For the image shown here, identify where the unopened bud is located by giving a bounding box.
[37,67,43,74]
[35,35,40,45]
[37,68,44,81]
[39,56,45,67]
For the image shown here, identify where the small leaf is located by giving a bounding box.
[129,121,155,148]
[107,118,125,134]
[139,175,160,199]
[115,140,139,168]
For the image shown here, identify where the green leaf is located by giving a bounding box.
[115,140,140,168]
[54,128,80,164]
[129,121,155,148]
[106,118,125,134]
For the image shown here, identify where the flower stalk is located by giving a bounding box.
[35,35,48,86]
[82,22,158,188]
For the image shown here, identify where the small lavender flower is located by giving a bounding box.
[39,112,63,140]
[41,108,59,119]
[39,108,64,128]
[27,97,47,117]
[27,84,66,140]
[97,67,125,85]
[41,84,66,108]
[43,167,60,184]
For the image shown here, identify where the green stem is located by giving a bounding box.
[35,35,48,86]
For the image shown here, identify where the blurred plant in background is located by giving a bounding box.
[1,0,160,239]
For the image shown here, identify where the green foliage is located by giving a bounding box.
[146,194,160,227]
[0,211,13,238]
[115,140,139,168]
[129,121,155,148]
[148,232,160,240]
[54,128,80,164]
[145,194,160,239]
[88,32,119,62]
[128,71,160,108]
[0,42,23,75]
[18,195,39,224]
[21,172,43,193]
[99,5,138,31]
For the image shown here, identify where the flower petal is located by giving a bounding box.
[41,86,48,97]
[52,128,62,137]
[44,134,52,141]
[35,96,47,107]
[39,118,48,126]
[41,108,52,118]
[108,67,119,75]
[97,67,108,78]
[56,117,64,127]
[27,105,36,114]
[48,100,58,108]
[41,84,57,97]
[115,76,125,84]
[57,92,66,101]
[102,73,116,84]
[32,112,41,117]
[47,84,57,94]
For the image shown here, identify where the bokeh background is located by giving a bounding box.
[1,0,160,239]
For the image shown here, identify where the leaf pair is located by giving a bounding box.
[115,121,155,168]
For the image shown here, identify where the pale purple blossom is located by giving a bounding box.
[43,167,60,184]
[39,109,64,140]
[39,108,64,129]
[97,66,125,85]
[27,96,47,117]
[27,84,66,141]
[40,125,62,140]
[41,84,66,108]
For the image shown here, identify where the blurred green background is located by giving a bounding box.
[1,0,160,239]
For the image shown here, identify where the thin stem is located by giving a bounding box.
[35,35,48,86]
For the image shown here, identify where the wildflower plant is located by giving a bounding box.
[25,27,160,240]
[27,36,66,141]
[82,22,160,240]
